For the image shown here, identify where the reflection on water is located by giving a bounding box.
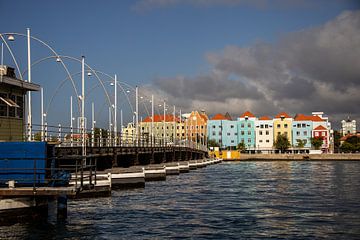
[1,161,360,239]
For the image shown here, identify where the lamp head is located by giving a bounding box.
[7,35,15,41]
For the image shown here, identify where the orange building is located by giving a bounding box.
[184,110,208,143]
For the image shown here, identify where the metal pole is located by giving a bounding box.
[27,28,32,141]
[92,102,95,147]
[135,86,139,146]
[70,96,73,147]
[151,95,154,146]
[40,88,44,141]
[173,105,176,145]
[114,74,117,146]
[0,42,3,83]
[108,107,112,147]
[81,56,85,155]
[179,109,182,146]
[163,101,166,146]
[120,109,123,146]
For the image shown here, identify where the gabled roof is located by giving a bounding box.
[259,116,271,120]
[275,112,291,118]
[199,113,208,121]
[211,113,228,120]
[240,111,255,118]
[224,112,232,120]
[314,125,327,131]
[294,114,324,122]
[142,114,180,123]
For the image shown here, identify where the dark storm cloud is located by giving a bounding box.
[146,10,360,126]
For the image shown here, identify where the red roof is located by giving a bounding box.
[142,114,180,123]
[211,113,228,120]
[314,125,327,131]
[294,114,324,122]
[340,133,360,141]
[240,111,255,118]
[259,116,271,120]
[275,112,291,118]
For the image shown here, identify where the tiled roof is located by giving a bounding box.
[294,114,324,122]
[275,112,291,118]
[314,125,327,130]
[199,113,208,121]
[240,111,255,118]
[211,113,228,120]
[259,116,271,120]
[340,133,360,141]
[142,114,180,123]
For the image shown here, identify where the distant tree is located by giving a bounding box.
[333,130,341,153]
[34,132,41,141]
[311,137,323,150]
[345,136,360,146]
[274,134,291,153]
[340,141,355,153]
[237,142,246,153]
[208,139,220,148]
[296,139,306,148]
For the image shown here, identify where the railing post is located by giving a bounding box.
[44,123,48,142]
[58,124,62,142]
[99,129,103,147]
[91,127,94,147]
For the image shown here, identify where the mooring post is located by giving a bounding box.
[57,194,68,220]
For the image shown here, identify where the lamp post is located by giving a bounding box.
[135,86,139,146]
[173,105,176,145]
[81,56,86,155]
[163,100,166,146]
[40,87,44,141]
[114,74,117,146]
[151,94,154,146]
[26,28,32,141]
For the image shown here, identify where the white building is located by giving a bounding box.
[341,117,356,136]
[255,116,273,153]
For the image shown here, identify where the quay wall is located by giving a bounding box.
[224,153,360,161]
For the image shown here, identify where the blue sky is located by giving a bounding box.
[1,0,359,128]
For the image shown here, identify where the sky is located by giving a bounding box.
[0,0,359,129]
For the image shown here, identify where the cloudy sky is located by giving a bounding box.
[1,0,359,129]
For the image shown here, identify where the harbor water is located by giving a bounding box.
[1,161,360,239]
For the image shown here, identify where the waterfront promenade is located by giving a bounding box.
[225,153,360,161]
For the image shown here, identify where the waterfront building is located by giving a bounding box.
[207,113,236,149]
[292,114,314,149]
[184,110,208,145]
[313,125,329,150]
[237,111,256,150]
[341,117,356,136]
[273,112,293,145]
[0,65,40,141]
[121,122,135,144]
[140,114,180,144]
[311,112,331,152]
[255,116,273,152]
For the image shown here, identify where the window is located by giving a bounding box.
[304,131,307,136]
[302,124,306,128]
[241,124,244,128]
[212,125,215,129]
[260,124,264,129]
[0,93,7,117]
[322,132,325,136]
[234,132,238,136]
[212,132,216,136]
[248,131,251,135]
[231,140,234,143]
[266,131,269,135]
[241,139,244,143]
[230,125,234,128]
[284,124,288,128]
[241,131,244,135]
[266,140,269,143]
[219,131,222,135]
[297,124,301,128]
[248,138,251,143]
[259,140,263,143]
[277,124,281,128]
[296,131,300,136]
[248,123,251,128]
[315,132,319,137]
[227,133,231,136]
[260,131,263,135]
[284,132,288,136]
[265,124,268,128]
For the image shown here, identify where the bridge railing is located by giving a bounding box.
[1,123,208,151]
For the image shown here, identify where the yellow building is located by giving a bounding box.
[273,112,293,145]
[0,65,40,141]
[140,114,181,145]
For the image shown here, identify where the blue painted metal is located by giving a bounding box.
[0,142,47,186]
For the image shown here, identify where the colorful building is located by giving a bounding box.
[255,116,273,152]
[273,112,293,145]
[237,111,256,149]
[207,113,235,148]
[292,114,313,149]
[184,110,208,144]
[313,125,329,150]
